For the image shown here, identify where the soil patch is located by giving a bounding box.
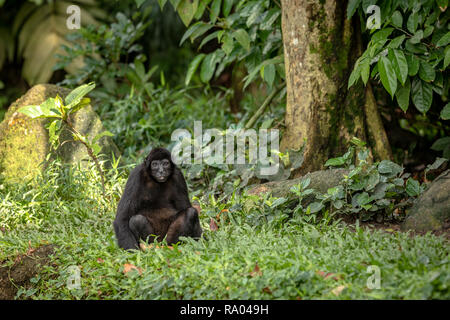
[0,244,55,300]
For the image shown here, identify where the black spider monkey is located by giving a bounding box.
[114,147,202,250]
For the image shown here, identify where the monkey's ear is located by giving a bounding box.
[144,156,151,169]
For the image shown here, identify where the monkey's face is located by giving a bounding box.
[150,159,172,183]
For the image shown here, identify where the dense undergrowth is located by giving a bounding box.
[0,160,448,300]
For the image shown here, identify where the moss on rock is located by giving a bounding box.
[0,84,120,182]
[401,170,450,232]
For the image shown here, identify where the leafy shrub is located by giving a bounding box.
[348,0,449,116]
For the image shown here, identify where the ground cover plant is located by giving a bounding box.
[0,158,448,300]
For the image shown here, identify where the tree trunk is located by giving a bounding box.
[280,0,391,176]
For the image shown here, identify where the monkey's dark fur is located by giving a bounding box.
[114,147,202,250]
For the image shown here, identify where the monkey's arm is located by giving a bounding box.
[113,168,142,250]
[114,199,140,250]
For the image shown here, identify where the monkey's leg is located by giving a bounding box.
[129,215,155,245]
[166,207,202,245]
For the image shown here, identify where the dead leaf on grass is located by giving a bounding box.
[123,263,142,275]
[331,285,347,296]
[250,263,263,277]
[209,218,219,231]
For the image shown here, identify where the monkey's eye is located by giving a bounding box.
[162,159,170,167]
[151,161,159,168]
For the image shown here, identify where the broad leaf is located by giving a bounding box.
[65,82,95,108]
[347,0,361,19]
[441,103,450,120]
[405,178,420,197]
[431,137,450,151]
[407,12,419,34]
[418,61,436,82]
[411,78,433,113]
[378,56,397,98]
[391,11,403,28]
[233,29,251,52]
[436,31,450,47]
[177,0,199,27]
[395,78,411,112]
[405,54,419,76]
[185,53,205,86]
[388,49,408,85]
[210,0,222,23]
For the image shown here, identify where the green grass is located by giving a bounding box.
[0,161,448,299]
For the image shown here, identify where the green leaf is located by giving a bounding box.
[69,97,90,115]
[92,130,114,144]
[194,0,211,19]
[388,35,405,49]
[441,103,450,120]
[169,0,181,9]
[405,178,420,197]
[350,137,366,147]
[431,137,450,151]
[18,99,61,119]
[308,202,324,214]
[157,0,168,10]
[210,0,222,23]
[221,33,234,55]
[411,78,433,113]
[360,59,370,85]
[325,157,346,167]
[177,0,199,27]
[246,2,263,27]
[262,63,275,87]
[378,56,397,98]
[405,54,419,76]
[65,82,95,108]
[233,29,251,52]
[436,32,450,47]
[348,63,361,88]
[260,8,280,30]
[199,30,221,50]
[444,46,450,69]
[395,78,411,112]
[426,158,447,173]
[418,61,435,82]
[378,160,402,176]
[243,55,283,89]
[372,28,394,43]
[356,192,370,206]
[185,54,205,86]
[423,26,434,38]
[388,49,408,85]
[179,22,213,45]
[391,11,403,28]
[347,0,361,19]
[222,0,233,17]
[409,30,423,44]
[407,12,419,34]
[200,52,220,83]
[135,0,146,8]
[18,105,46,118]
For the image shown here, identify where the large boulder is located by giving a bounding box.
[247,168,348,201]
[401,170,450,232]
[0,84,120,182]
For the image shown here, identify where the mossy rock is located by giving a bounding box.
[247,168,349,205]
[0,84,120,182]
[401,170,450,233]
